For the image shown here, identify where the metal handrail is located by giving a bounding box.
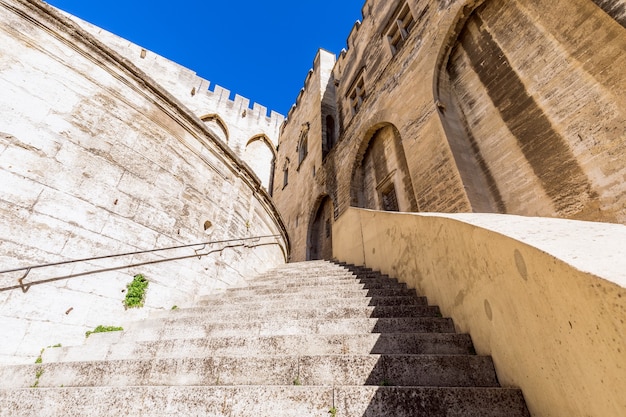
[0,234,282,293]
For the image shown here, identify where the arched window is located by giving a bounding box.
[297,123,309,167]
[243,134,277,192]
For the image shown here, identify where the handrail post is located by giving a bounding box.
[18,268,32,293]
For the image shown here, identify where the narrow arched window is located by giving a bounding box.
[324,115,336,156]
[297,123,309,167]
[298,134,308,165]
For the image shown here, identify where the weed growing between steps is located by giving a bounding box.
[123,274,148,309]
[34,344,62,364]
[34,348,44,364]
[85,325,123,338]
[30,367,44,388]
[329,406,337,417]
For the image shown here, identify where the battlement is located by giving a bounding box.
[200,82,284,125]
[61,9,284,128]
[282,3,369,126]
[284,50,337,127]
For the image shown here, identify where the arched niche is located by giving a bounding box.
[200,114,229,144]
[243,134,277,192]
[350,123,418,212]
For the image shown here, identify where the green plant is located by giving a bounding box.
[85,325,123,338]
[171,305,178,310]
[50,343,62,348]
[123,274,149,309]
[34,348,44,364]
[329,407,337,417]
[293,376,301,386]
[31,367,44,388]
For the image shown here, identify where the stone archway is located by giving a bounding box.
[307,196,334,260]
[350,123,418,212]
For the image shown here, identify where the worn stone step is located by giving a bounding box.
[234,279,409,293]
[0,386,530,417]
[0,355,499,388]
[44,333,475,363]
[338,386,530,417]
[253,269,355,279]
[210,285,419,299]
[149,304,440,321]
[122,317,456,340]
[194,295,425,310]
[240,279,391,291]
[255,270,403,281]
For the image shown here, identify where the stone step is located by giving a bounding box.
[0,355,499,388]
[44,333,475,362]
[233,279,409,293]
[249,271,397,283]
[0,259,531,417]
[253,269,356,279]
[149,304,440,321]
[210,285,419,299]
[0,386,530,417]
[122,317,456,340]
[195,295,428,309]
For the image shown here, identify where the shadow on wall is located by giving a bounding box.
[435,0,626,222]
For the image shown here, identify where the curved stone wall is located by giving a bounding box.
[0,0,287,364]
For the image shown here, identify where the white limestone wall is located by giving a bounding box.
[61,11,284,193]
[0,0,287,364]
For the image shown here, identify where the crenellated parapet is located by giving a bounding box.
[64,11,285,136]
[61,9,283,191]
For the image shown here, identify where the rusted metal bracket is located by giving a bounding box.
[18,268,32,293]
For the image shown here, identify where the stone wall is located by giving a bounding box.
[272,50,337,261]
[0,0,287,364]
[444,0,626,222]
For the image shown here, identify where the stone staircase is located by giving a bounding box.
[0,260,530,416]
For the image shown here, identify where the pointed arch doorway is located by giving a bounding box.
[307,196,334,260]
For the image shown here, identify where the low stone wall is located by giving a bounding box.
[333,207,626,417]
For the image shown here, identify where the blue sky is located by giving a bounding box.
[45,0,365,116]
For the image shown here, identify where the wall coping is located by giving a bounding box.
[420,212,626,287]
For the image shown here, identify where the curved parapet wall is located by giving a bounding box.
[333,207,626,417]
[0,0,288,364]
